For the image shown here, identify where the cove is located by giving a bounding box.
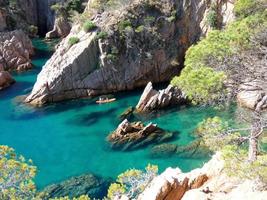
[0,39,236,189]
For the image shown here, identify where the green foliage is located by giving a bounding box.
[222,145,267,183]
[107,164,158,199]
[118,20,132,32]
[144,16,155,25]
[96,31,108,40]
[28,25,38,36]
[107,183,126,199]
[68,37,80,46]
[171,9,267,105]
[51,3,61,12]
[107,54,118,62]
[206,9,217,28]
[0,145,37,199]
[83,20,97,32]
[135,25,145,33]
[171,66,226,104]
[196,117,241,151]
[67,0,84,13]
[234,0,264,19]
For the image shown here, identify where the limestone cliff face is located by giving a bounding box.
[26,0,211,105]
[137,153,267,200]
[0,30,34,71]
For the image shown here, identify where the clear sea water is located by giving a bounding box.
[0,39,236,189]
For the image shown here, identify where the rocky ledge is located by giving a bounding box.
[237,80,267,111]
[107,119,173,151]
[25,0,224,105]
[0,30,34,71]
[135,153,267,200]
[39,173,111,199]
[136,82,186,112]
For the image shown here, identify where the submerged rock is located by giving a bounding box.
[150,140,211,159]
[136,82,186,112]
[39,174,111,199]
[107,119,173,151]
[0,30,34,71]
[119,106,135,121]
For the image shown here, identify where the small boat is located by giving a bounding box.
[96,98,116,104]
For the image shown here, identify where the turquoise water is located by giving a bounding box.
[0,39,236,189]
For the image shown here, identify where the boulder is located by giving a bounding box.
[0,30,34,71]
[237,80,267,111]
[0,70,15,90]
[39,174,111,200]
[107,119,174,151]
[46,16,71,39]
[136,82,187,112]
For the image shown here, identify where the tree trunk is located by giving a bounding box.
[248,112,262,162]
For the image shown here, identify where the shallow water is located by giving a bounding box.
[0,39,236,189]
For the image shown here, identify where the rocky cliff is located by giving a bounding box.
[0,30,34,71]
[26,0,234,105]
[136,153,267,200]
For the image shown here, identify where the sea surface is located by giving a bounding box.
[0,39,236,189]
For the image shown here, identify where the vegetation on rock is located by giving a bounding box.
[107,164,158,199]
[0,145,36,199]
[83,20,96,32]
[68,37,80,46]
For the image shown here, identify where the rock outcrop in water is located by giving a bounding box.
[25,0,235,105]
[136,82,186,112]
[39,174,111,199]
[0,30,34,71]
[137,153,267,200]
[107,119,173,151]
[0,70,14,90]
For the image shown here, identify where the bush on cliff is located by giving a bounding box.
[171,5,267,105]
[83,20,97,32]
[107,164,158,199]
[0,145,36,199]
[68,37,80,46]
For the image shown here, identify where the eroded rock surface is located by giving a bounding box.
[0,30,34,71]
[237,80,267,111]
[46,16,71,39]
[136,82,186,112]
[107,119,173,151]
[137,153,267,200]
[26,0,222,105]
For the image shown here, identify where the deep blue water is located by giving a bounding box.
[0,39,236,189]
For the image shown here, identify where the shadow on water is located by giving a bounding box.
[68,108,118,127]
[0,81,33,100]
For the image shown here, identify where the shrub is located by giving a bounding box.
[206,9,217,28]
[67,0,84,13]
[96,31,108,39]
[118,20,132,32]
[83,20,97,32]
[171,66,226,104]
[234,0,262,19]
[0,145,37,199]
[68,37,80,46]
[28,25,38,36]
[107,53,117,62]
[135,25,145,33]
[107,164,158,199]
